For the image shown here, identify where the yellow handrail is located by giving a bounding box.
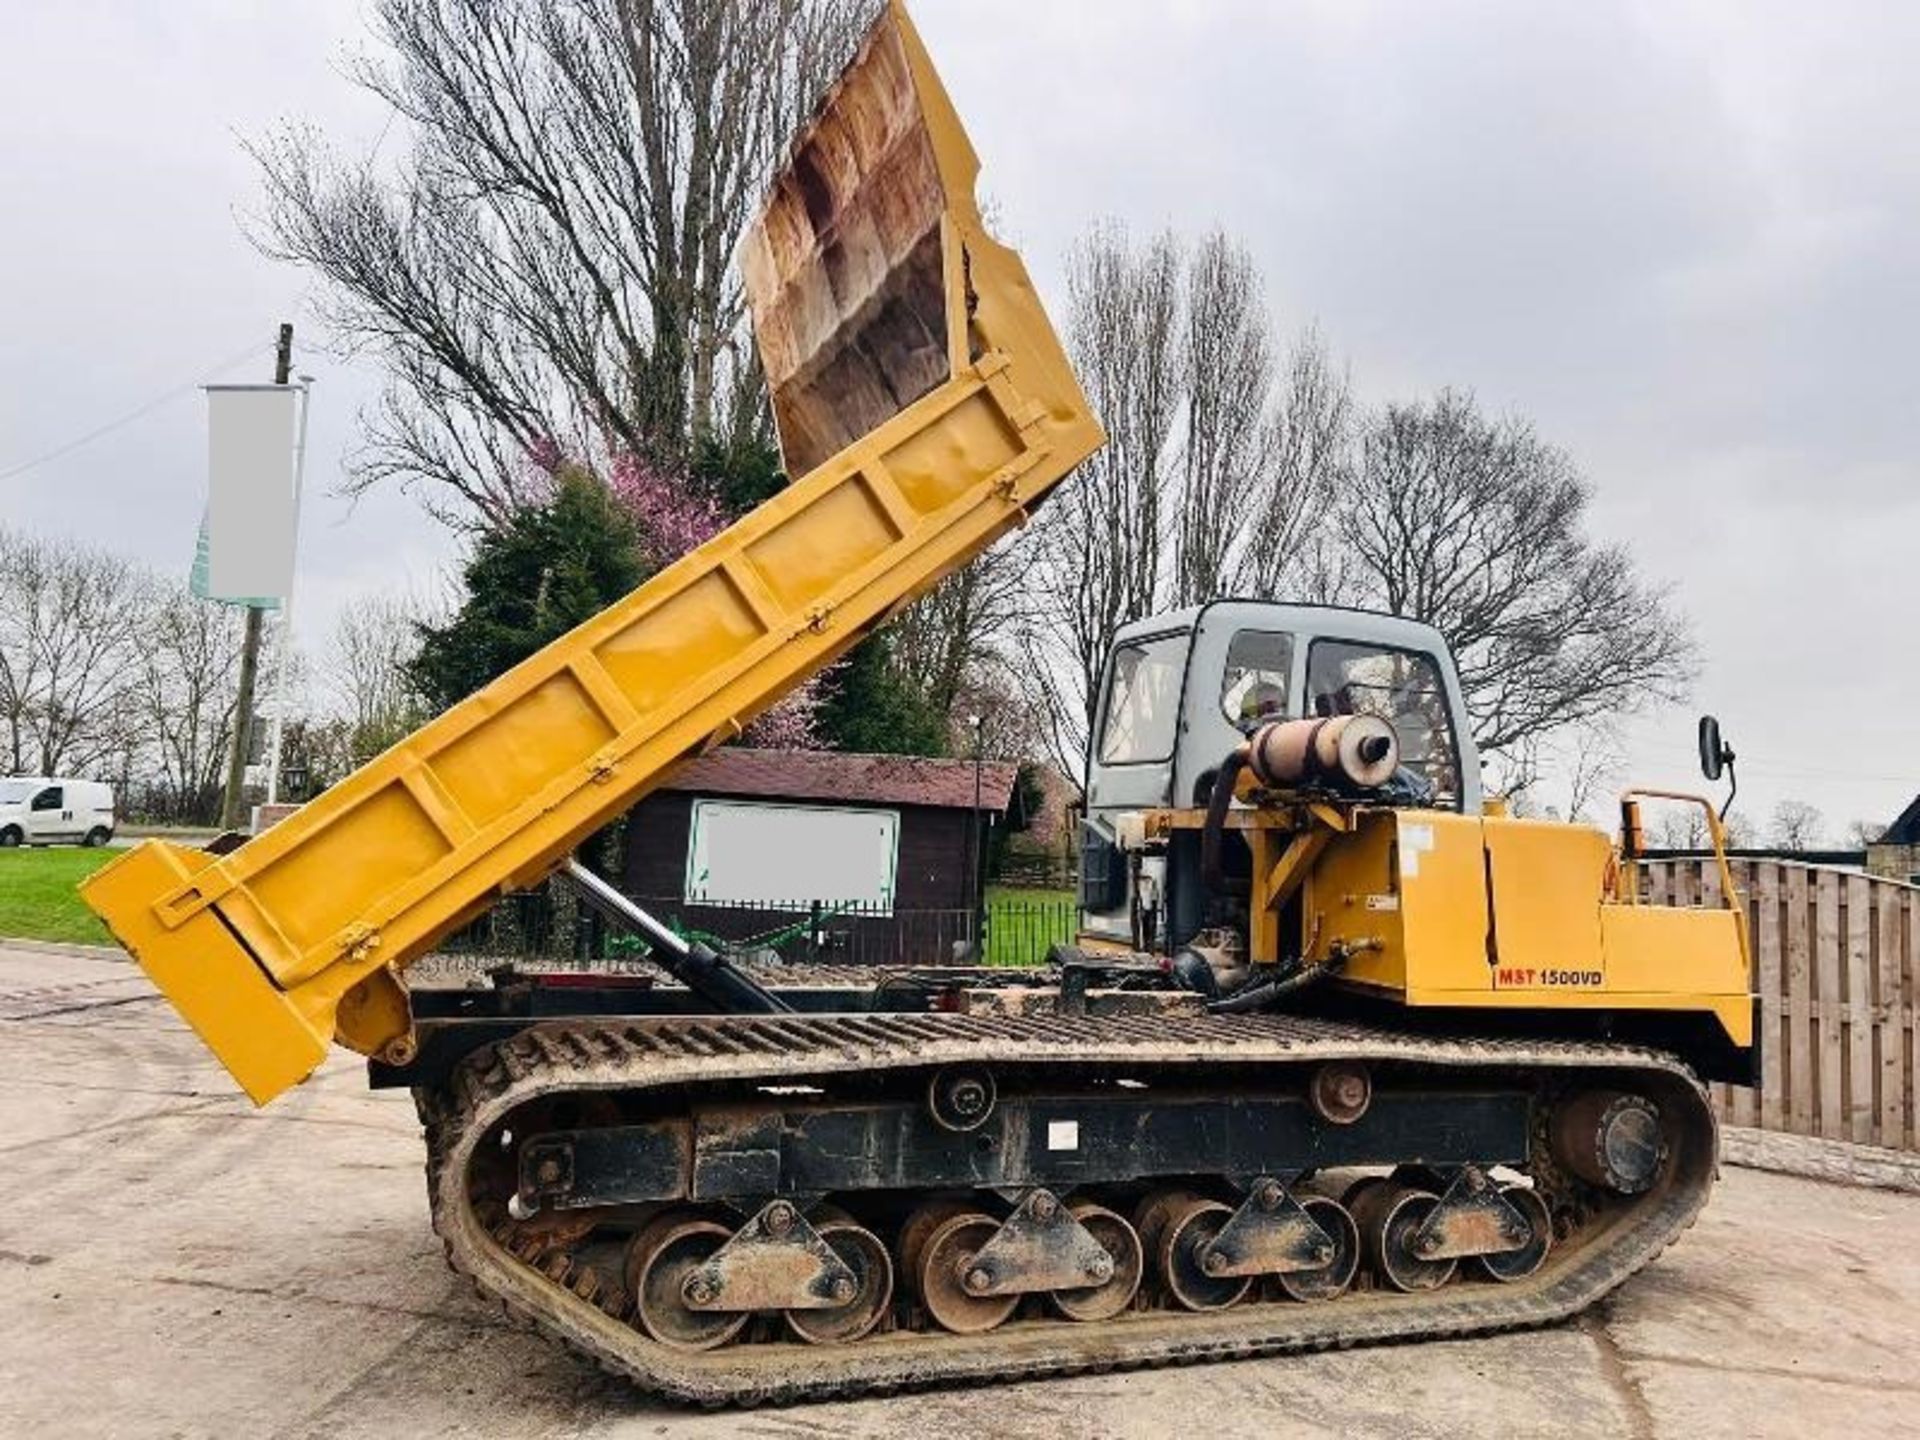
[1618,788,1752,979]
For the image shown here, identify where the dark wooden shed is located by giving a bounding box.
[625,748,1021,917]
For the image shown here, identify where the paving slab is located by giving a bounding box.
[1,942,1914,1439]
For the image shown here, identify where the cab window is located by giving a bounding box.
[30,786,62,812]
[1098,633,1188,765]
[1220,630,1294,729]
[1305,640,1462,808]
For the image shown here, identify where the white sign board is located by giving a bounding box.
[685,800,899,914]
[205,385,298,601]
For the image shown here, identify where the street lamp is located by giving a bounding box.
[264,373,316,808]
[968,714,984,961]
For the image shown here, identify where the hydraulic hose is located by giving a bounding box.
[1201,743,1251,899]
[1205,950,1350,1015]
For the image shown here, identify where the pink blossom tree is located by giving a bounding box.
[601,446,829,750]
[607,450,726,568]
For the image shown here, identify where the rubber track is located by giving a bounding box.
[420,1012,1717,1406]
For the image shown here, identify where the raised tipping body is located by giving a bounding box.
[81,2,1101,1104]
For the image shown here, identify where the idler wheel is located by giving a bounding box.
[916,1211,1018,1334]
[1050,1202,1144,1322]
[1354,1185,1457,1293]
[1476,1185,1553,1283]
[624,1214,748,1351]
[1274,1197,1360,1302]
[786,1221,895,1344]
[1138,1191,1250,1312]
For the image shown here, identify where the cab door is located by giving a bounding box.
[26,785,70,842]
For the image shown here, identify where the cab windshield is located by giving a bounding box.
[0,781,30,804]
[1305,639,1462,808]
[1098,632,1189,765]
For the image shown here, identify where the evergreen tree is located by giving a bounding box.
[691,431,786,515]
[410,470,648,710]
[813,632,949,757]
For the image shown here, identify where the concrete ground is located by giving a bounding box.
[1,942,1915,1440]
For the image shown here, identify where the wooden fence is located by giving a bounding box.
[1646,858,1919,1152]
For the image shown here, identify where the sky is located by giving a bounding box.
[1,1,1914,843]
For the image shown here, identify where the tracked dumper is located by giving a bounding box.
[83,2,1755,1405]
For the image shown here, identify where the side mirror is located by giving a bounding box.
[1697,715,1738,821]
[1698,715,1728,781]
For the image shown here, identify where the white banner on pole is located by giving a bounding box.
[205,384,298,601]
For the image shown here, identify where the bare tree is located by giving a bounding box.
[326,589,436,765]
[1770,799,1825,852]
[1845,818,1888,848]
[0,527,50,773]
[889,545,1026,735]
[125,589,253,823]
[950,655,1044,763]
[1561,723,1624,823]
[252,0,876,528]
[1335,390,1695,761]
[1229,326,1353,600]
[0,526,289,822]
[1490,738,1544,815]
[0,527,150,776]
[1013,224,1695,800]
[1655,805,1711,850]
[1482,723,1622,824]
[1023,222,1184,779]
[277,715,362,797]
[1172,231,1270,605]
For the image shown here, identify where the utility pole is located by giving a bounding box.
[219,322,292,831]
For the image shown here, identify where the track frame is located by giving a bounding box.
[421,1011,1716,1406]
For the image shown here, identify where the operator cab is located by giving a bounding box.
[1080,600,1480,948]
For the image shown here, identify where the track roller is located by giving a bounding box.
[786,1220,894,1344]
[1352,1184,1457,1293]
[1050,1202,1143,1322]
[1475,1185,1552,1283]
[909,1207,1019,1334]
[624,1212,749,1351]
[1138,1190,1251,1312]
[1273,1197,1360,1302]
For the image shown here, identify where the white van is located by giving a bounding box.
[0,778,116,848]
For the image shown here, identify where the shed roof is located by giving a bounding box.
[659,747,1018,813]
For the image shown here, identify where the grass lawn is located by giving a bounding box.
[0,859,1079,959]
[0,847,116,944]
[983,883,1077,968]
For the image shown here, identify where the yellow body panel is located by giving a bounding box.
[1483,817,1612,985]
[81,3,1104,1105]
[1312,810,1492,995]
[1228,804,1752,1049]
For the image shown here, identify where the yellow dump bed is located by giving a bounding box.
[82,2,1103,1104]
